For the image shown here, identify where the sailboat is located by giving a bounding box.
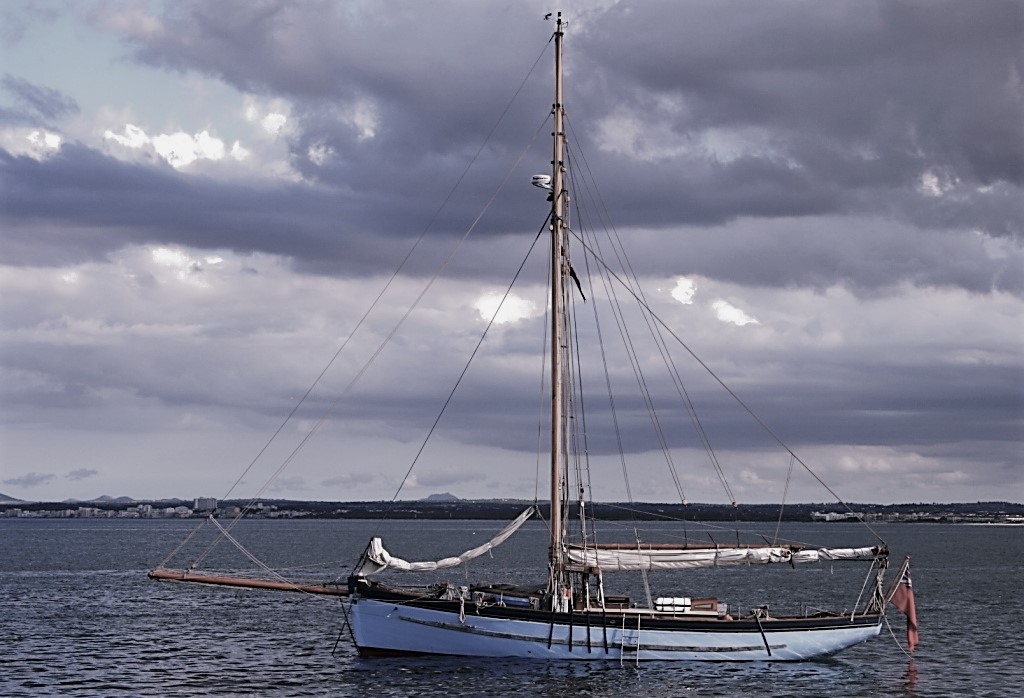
[342,14,892,661]
[153,13,909,661]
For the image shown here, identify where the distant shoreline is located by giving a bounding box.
[3,499,1022,523]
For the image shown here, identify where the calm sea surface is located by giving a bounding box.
[2,518,1022,697]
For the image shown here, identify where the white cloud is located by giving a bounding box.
[346,98,379,141]
[0,127,63,160]
[474,292,538,324]
[671,277,697,304]
[104,123,246,169]
[917,169,958,198]
[260,112,287,135]
[243,96,293,138]
[667,276,759,326]
[151,246,211,285]
[697,126,780,163]
[28,129,62,150]
[152,129,225,168]
[596,109,687,162]
[77,95,297,180]
[308,141,334,165]
[104,123,149,148]
[712,299,759,326]
[230,141,251,160]
[596,105,781,164]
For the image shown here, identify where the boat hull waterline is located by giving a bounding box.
[348,597,883,661]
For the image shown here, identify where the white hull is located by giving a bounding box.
[348,597,882,661]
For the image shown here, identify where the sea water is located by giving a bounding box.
[2,518,1021,697]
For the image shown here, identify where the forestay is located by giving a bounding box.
[356,506,535,575]
[566,544,885,571]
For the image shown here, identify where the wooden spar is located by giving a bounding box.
[148,568,349,597]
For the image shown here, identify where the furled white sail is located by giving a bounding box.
[790,546,885,563]
[357,506,535,575]
[566,544,884,571]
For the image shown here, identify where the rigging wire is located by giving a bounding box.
[223,34,553,512]
[534,251,553,505]
[565,146,697,545]
[559,118,884,544]
[246,111,551,513]
[576,230,634,507]
[568,163,688,505]
[566,227,887,544]
[374,214,550,526]
[562,155,649,572]
[565,116,732,506]
[567,277,598,551]
[774,455,796,544]
[565,259,606,553]
[161,37,556,572]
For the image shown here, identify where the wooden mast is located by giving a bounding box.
[549,12,567,581]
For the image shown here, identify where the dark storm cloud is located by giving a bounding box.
[109,0,554,195]
[121,1,548,121]
[1,0,1016,291]
[631,216,1024,297]
[93,0,1022,270]
[581,0,1023,188]
[0,144,457,271]
[1,1,1020,501]
[432,315,1023,456]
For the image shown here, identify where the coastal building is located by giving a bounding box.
[194,497,218,512]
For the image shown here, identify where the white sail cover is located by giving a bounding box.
[358,506,535,575]
[790,546,885,563]
[566,544,884,571]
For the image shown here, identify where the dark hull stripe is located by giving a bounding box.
[395,614,789,653]
[353,590,882,634]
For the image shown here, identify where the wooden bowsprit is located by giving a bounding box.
[148,568,349,597]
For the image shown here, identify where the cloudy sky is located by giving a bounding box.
[1,0,1021,506]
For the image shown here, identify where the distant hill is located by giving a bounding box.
[61,495,138,505]
[0,491,26,504]
[94,495,137,504]
[422,492,461,502]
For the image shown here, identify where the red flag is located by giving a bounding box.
[888,559,919,652]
